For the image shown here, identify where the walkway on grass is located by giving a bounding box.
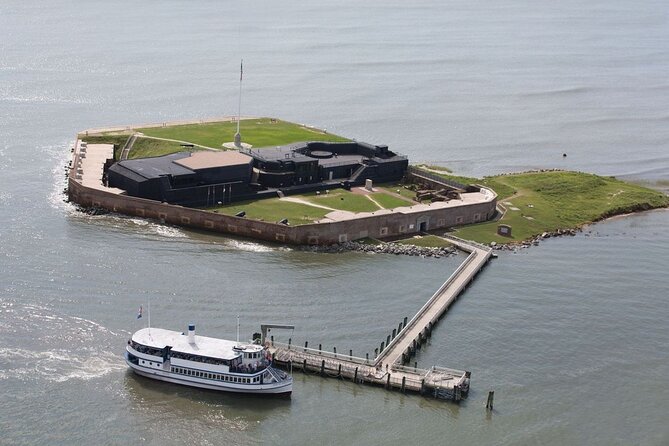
[279,196,337,211]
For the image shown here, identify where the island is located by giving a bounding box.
[68,117,667,247]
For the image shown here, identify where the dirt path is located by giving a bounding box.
[279,196,337,211]
[136,134,220,151]
[364,194,383,209]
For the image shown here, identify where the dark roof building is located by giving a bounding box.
[108,151,254,206]
[107,141,408,206]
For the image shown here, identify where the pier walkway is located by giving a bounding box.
[267,235,493,401]
[375,236,493,368]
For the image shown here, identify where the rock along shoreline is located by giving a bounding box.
[302,240,457,258]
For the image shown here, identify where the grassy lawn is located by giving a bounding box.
[304,190,380,213]
[128,138,202,159]
[378,184,419,201]
[451,171,669,244]
[79,134,131,160]
[136,118,349,149]
[370,192,414,209]
[205,184,421,225]
[396,235,454,248]
[207,198,329,226]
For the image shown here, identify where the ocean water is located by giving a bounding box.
[0,0,668,444]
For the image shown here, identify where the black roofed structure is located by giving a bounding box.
[108,151,254,206]
[107,141,408,206]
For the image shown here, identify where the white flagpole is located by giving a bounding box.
[237,59,243,135]
[236,315,240,343]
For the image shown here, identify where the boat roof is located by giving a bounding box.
[132,327,263,360]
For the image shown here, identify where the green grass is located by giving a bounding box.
[451,171,669,244]
[370,192,413,209]
[378,184,417,201]
[207,198,329,226]
[420,165,452,173]
[396,235,453,248]
[136,118,349,149]
[304,190,380,213]
[128,138,202,159]
[79,135,131,160]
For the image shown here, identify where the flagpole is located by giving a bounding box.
[234,59,243,149]
[237,59,243,135]
[236,315,240,344]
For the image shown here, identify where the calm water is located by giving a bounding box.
[1,0,668,444]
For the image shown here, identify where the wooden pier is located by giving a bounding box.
[266,235,493,402]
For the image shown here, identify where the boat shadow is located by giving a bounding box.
[123,369,291,416]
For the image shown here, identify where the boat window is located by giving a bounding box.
[130,340,163,357]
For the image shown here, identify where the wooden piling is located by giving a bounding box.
[354,367,358,383]
[304,341,308,351]
[333,347,337,358]
[337,364,342,377]
[320,359,325,376]
[486,391,494,410]
[401,376,406,393]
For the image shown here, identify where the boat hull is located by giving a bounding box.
[125,352,292,396]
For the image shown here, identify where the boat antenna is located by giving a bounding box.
[148,295,151,335]
[234,59,243,149]
[236,314,240,344]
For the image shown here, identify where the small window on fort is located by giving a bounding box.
[379,227,388,236]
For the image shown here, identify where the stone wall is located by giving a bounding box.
[69,178,497,245]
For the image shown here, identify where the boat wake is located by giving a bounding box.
[0,347,125,382]
[0,300,126,383]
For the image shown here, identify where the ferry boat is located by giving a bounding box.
[125,324,292,396]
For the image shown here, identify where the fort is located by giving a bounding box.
[67,117,667,403]
[68,117,498,246]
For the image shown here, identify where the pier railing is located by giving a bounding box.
[440,234,491,252]
[271,341,372,366]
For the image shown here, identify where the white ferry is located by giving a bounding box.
[125,324,292,396]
